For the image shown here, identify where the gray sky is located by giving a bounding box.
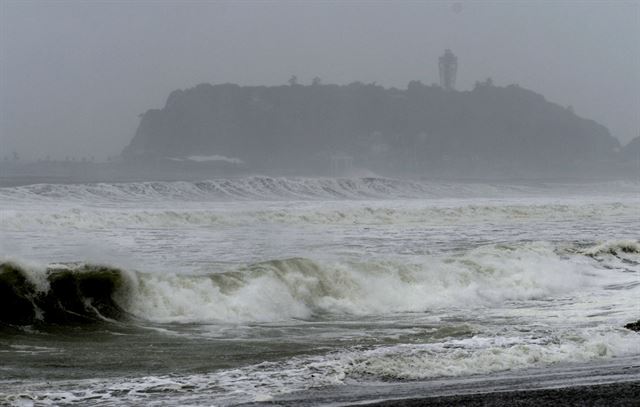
[1,0,639,160]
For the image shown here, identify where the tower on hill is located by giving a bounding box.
[439,49,457,91]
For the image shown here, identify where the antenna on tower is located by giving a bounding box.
[439,49,457,91]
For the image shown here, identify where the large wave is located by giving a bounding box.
[2,241,637,326]
[0,177,440,202]
[2,176,638,203]
[0,262,131,326]
[2,202,637,230]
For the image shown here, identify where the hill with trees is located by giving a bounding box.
[122,80,621,177]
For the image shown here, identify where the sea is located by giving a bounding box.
[1,176,639,406]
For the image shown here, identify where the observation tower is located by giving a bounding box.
[439,49,457,91]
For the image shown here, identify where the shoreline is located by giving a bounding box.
[251,356,640,407]
[356,381,640,406]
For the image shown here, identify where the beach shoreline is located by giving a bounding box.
[356,381,640,406]
[243,356,640,407]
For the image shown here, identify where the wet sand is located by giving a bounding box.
[360,381,640,406]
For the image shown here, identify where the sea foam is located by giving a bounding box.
[3,240,636,325]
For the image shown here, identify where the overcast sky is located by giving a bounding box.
[1,0,638,160]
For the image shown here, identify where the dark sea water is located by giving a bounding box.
[1,177,639,405]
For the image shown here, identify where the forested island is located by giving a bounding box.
[122,80,628,177]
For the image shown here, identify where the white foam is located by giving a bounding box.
[124,242,636,323]
[337,330,635,379]
[7,328,637,405]
[204,328,639,402]
[2,177,638,203]
[186,154,244,164]
[0,257,50,292]
[2,202,638,230]
[3,238,637,325]
[581,239,640,257]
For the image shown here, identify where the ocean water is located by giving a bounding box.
[1,177,639,405]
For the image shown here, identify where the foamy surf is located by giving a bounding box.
[2,201,639,230]
[2,328,637,406]
[2,240,637,326]
[3,178,639,406]
[1,177,638,203]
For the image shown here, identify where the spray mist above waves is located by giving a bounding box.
[2,240,638,326]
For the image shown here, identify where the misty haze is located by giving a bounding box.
[1,1,639,406]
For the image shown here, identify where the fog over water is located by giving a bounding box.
[1,1,639,161]
[2,3,640,405]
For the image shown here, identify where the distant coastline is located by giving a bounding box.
[121,81,637,178]
[3,81,638,186]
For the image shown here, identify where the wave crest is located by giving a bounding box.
[4,177,638,203]
[581,240,640,257]
[3,202,638,230]
[0,177,436,202]
[0,262,132,326]
[3,241,637,326]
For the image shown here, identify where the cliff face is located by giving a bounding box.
[123,81,620,175]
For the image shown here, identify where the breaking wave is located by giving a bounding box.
[2,240,637,326]
[0,177,445,202]
[580,240,640,257]
[2,176,638,203]
[2,202,638,230]
[0,262,132,326]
